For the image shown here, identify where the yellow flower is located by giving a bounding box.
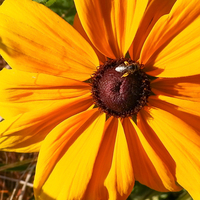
[0,0,200,199]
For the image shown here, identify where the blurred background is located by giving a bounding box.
[0,0,193,199]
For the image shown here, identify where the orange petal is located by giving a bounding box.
[0,0,99,80]
[122,117,181,192]
[152,95,200,119]
[73,14,107,64]
[129,0,176,61]
[151,75,200,119]
[0,94,93,152]
[142,99,200,199]
[151,75,200,102]
[83,117,118,199]
[0,68,91,119]
[99,118,135,199]
[104,119,134,199]
[84,117,134,200]
[140,0,200,77]
[34,109,105,200]
[74,0,148,58]
[149,95,200,139]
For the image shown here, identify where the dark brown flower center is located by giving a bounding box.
[91,58,151,118]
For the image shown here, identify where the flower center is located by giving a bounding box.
[91,58,151,118]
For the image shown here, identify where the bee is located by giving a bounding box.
[115,61,140,77]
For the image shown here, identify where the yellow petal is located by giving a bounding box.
[0,94,93,152]
[123,118,181,192]
[0,68,91,118]
[73,14,107,64]
[140,0,200,77]
[74,0,148,58]
[151,75,200,102]
[84,117,118,200]
[149,95,200,140]
[129,0,176,61]
[84,117,134,200]
[83,117,118,199]
[142,100,200,199]
[153,95,200,118]
[0,0,99,80]
[104,118,134,199]
[34,109,105,200]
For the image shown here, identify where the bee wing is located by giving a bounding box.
[115,64,127,72]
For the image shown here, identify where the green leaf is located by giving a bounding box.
[49,0,76,25]
[45,0,57,7]
[33,0,47,4]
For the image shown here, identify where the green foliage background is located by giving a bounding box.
[31,0,193,199]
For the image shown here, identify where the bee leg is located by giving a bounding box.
[124,61,129,65]
[121,72,129,77]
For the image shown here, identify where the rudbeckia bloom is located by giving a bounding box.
[0,0,200,199]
